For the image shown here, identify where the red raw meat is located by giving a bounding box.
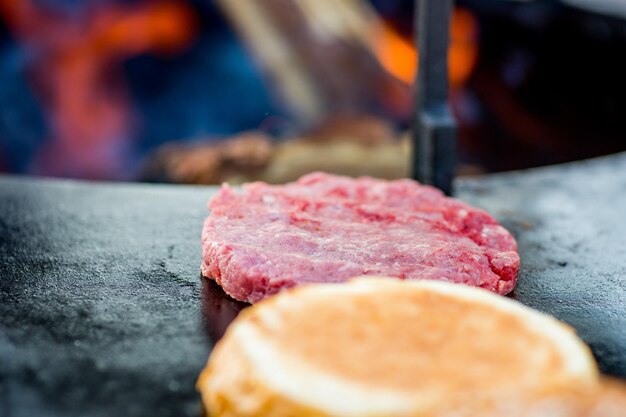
[201,172,520,303]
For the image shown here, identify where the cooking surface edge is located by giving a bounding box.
[1,153,626,417]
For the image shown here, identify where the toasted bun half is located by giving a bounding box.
[197,278,599,417]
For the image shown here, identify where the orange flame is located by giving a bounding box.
[0,0,197,179]
[374,8,479,88]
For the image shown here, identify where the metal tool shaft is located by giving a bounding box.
[412,0,456,195]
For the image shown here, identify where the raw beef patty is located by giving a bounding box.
[201,172,520,303]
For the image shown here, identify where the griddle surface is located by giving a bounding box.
[1,153,626,416]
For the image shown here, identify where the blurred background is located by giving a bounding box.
[0,0,624,184]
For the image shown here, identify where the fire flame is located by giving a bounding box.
[374,8,479,88]
[0,0,197,179]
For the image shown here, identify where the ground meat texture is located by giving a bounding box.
[201,172,520,303]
